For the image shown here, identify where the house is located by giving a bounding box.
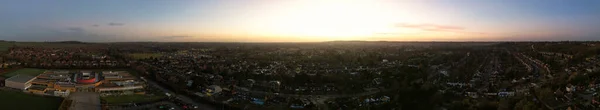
[484,92,498,96]
[206,85,223,95]
[498,92,515,97]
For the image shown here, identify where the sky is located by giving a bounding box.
[1,0,599,42]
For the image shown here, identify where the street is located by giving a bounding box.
[143,76,216,110]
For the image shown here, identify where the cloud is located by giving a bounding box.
[66,27,85,33]
[393,23,489,35]
[162,36,194,39]
[374,32,397,35]
[107,22,125,26]
[395,23,465,32]
[92,24,99,27]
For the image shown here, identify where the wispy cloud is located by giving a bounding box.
[107,22,125,26]
[393,23,487,35]
[162,36,194,39]
[66,27,85,33]
[374,32,398,35]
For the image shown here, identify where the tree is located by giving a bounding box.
[537,88,554,101]
[476,99,497,110]
[498,99,512,110]
[514,99,537,110]
[429,92,444,104]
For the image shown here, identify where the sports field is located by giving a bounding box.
[2,68,46,77]
[0,90,63,110]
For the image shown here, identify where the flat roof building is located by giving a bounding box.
[5,74,37,90]
[28,70,146,96]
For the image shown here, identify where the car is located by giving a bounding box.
[157,104,172,110]
[157,105,166,109]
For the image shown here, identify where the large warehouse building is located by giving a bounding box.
[5,74,37,90]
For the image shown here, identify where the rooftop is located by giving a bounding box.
[29,85,47,91]
[6,74,36,83]
[32,78,50,83]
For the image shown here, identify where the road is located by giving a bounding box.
[140,62,385,110]
[237,87,384,99]
[108,101,181,110]
[143,76,216,110]
[516,52,553,110]
[139,62,216,110]
[237,87,388,110]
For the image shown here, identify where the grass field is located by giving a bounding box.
[1,41,104,52]
[2,68,46,77]
[129,53,163,59]
[0,41,13,52]
[0,91,63,110]
[102,94,166,104]
[13,42,95,48]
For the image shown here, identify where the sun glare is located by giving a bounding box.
[263,0,401,40]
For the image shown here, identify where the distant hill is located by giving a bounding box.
[55,41,87,44]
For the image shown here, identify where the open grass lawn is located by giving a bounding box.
[2,68,46,77]
[129,53,163,59]
[102,94,166,104]
[0,91,63,110]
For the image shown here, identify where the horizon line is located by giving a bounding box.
[3,40,600,43]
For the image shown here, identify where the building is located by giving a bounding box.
[49,90,71,97]
[5,74,36,90]
[96,85,145,96]
[208,85,222,94]
[26,70,146,96]
[28,85,48,95]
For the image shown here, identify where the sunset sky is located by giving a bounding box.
[1,0,600,42]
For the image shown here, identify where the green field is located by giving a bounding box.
[2,68,46,77]
[129,53,163,59]
[13,42,94,48]
[0,91,63,110]
[0,42,13,52]
[102,94,166,104]
[1,41,100,52]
